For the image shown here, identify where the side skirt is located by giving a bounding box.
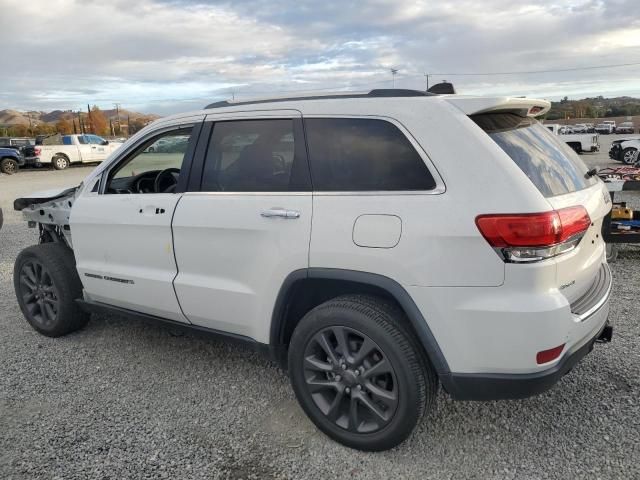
[76,299,278,362]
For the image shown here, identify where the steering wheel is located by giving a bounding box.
[154,168,180,193]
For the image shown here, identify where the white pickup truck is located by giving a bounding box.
[36,134,123,170]
[545,124,600,154]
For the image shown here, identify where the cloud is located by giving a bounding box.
[1,0,639,114]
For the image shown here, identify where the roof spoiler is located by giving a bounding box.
[445,96,551,117]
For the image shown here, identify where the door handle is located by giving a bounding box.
[261,208,300,219]
[139,206,166,216]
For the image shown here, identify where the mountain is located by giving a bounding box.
[546,96,640,121]
[0,108,159,126]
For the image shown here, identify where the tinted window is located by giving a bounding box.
[87,135,105,144]
[305,118,436,191]
[63,136,74,145]
[473,113,597,198]
[202,119,308,192]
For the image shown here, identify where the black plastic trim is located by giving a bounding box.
[443,321,611,400]
[269,268,451,375]
[76,299,272,357]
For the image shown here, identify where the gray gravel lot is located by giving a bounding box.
[1,138,639,479]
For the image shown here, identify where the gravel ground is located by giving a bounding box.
[1,139,639,479]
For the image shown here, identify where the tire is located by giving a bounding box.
[0,157,18,175]
[567,143,582,154]
[52,155,70,170]
[288,294,436,451]
[622,148,638,165]
[14,243,89,337]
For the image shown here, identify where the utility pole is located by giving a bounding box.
[390,68,398,88]
[424,73,430,91]
[113,103,121,135]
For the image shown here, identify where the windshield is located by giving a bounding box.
[472,113,598,198]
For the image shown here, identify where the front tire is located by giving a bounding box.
[0,158,18,174]
[288,295,436,451]
[14,243,89,337]
[622,148,638,165]
[52,155,70,170]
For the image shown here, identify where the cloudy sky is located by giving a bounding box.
[2,0,639,114]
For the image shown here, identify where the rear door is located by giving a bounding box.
[172,111,312,342]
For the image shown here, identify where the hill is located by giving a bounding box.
[0,108,158,127]
[546,96,640,121]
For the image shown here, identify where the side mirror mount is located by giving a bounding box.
[101,140,109,145]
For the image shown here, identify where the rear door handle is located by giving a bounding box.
[261,208,300,219]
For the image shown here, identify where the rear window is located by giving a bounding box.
[473,113,597,198]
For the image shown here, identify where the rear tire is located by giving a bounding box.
[52,155,70,170]
[288,294,436,451]
[0,158,18,174]
[14,243,89,337]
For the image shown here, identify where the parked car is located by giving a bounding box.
[35,134,123,170]
[545,123,600,153]
[571,124,588,133]
[0,137,38,163]
[595,123,614,134]
[609,138,640,164]
[603,120,616,133]
[0,146,25,174]
[9,90,613,451]
[616,122,635,134]
[585,123,595,133]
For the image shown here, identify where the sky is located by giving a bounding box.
[2,0,640,115]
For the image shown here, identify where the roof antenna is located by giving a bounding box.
[427,80,456,95]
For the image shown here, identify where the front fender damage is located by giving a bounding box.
[15,185,80,248]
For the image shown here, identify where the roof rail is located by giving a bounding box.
[204,88,433,109]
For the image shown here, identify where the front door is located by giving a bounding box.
[172,113,312,342]
[70,123,202,322]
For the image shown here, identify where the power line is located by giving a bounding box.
[429,61,640,76]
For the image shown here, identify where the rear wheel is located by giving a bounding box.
[0,157,18,174]
[14,243,89,337]
[622,148,638,165]
[288,295,436,451]
[52,155,70,170]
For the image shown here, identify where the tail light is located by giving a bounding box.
[34,147,41,156]
[476,206,591,263]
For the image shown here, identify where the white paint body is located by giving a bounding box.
[60,94,611,376]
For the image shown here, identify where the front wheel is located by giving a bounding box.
[14,243,89,337]
[0,158,18,174]
[622,148,638,165]
[52,155,70,170]
[288,295,436,451]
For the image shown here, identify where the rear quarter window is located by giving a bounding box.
[305,118,436,191]
[472,113,597,198]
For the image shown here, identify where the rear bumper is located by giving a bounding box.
[442,320,612,400]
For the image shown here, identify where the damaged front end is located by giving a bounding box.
[14,185,81,248]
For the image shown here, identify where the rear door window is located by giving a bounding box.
[201,119,310,192]
[305,118,436,191]
[472,113,597,198]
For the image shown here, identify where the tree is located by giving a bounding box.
[90,106,109,136]
[55,118,73,134]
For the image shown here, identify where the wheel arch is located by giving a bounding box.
[269,268,450,376]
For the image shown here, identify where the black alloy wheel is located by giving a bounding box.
[18,259,59,329]
[303,325,399,434]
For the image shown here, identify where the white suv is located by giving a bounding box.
[11,89,613,451]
